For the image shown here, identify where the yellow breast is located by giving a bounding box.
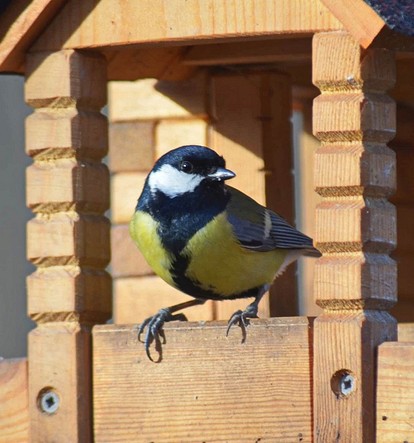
[183,213,287,296]
[130,210,287,298]
[129,211,175,286]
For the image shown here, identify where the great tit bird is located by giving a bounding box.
[130,145,320,359]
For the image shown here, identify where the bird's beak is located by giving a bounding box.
[207,167,236,181]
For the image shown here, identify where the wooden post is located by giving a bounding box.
[25,50,111,442]
[312,32,398,442]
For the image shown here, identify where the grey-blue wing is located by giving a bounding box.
[226,186,319,255]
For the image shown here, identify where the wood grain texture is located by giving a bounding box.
[32,0,342,51]
[27,213,110,267]
[103,46,197,82]
[27,267,111,323]
[184,37,312,66]
[108,76,207,122]
[93,318,313,442]
[25,50,107,109]
[0,359,28,443]
[312,32,397,442]
[0,0,66,72]
[25,50,111,442]
[26,159,109,213]
[314,312,396,440]
[398,323,414,342]
[25,110,108,160]
[321,0,385,48]
[377,341,414,442]
[29,324,93,442]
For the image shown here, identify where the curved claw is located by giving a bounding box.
[138,308,171,362]
[226,306,259,343]
[138,309,188,362]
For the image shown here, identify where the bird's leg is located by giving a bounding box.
[138,298,206,361]
[226,289,267,342]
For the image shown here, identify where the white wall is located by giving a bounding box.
[0,75,34,358]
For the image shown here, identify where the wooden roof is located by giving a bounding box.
[0,0,413,78]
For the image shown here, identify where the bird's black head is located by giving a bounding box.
[146,145,235,198]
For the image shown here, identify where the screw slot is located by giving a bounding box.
[37,388,60,414]
[330,369,356,398]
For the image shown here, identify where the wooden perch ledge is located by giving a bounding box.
[93,318,313,443]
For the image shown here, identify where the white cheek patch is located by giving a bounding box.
[148,164,204,197]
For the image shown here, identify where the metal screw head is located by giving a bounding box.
[38,388,60,414]
[339,373,355,396]
[331,369,356,398]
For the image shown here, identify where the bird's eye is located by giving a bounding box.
[180,161,194,173]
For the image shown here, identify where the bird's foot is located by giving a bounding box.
[226,303,259,343]
[138,308,187,362]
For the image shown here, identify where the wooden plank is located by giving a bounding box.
[312,32,397,442]
[0,359,28,443]
[0,0,67,72]
[320,0,385,48]
[25,50,111,442]
[93,317,313,442]
[184,37,312,66]
[398,323,414,342]
[32,0,342,52]
[108,77,207,122]
[321,0,414,51]
[377,342,414,442]
[104,46,197,82]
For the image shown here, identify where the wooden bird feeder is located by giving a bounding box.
[1,1,414,441]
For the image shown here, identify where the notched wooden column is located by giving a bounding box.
[312,32,397,442]
[25,50,112,442]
